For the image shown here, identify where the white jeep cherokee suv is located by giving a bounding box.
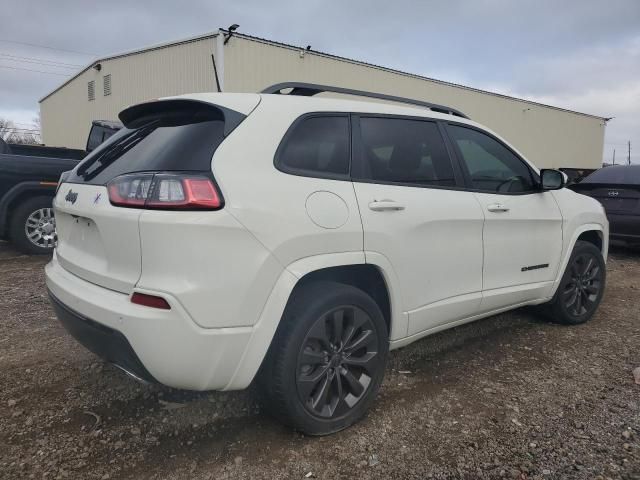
[46,83,608,435]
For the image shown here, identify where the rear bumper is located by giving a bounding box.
[48,291,157,383]
[45,254,254,390]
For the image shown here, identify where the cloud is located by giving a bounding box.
[0,0,638,162]
[478,34,640,163]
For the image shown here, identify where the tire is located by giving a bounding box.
[9,195,56,255]
[261,281,389,435]
[541,240,606,325]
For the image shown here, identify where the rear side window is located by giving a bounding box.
[67,102,234,185]
[356,117,456,187]
[276,116,350,178]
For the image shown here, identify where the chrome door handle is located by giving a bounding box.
[368,200,405,212]
[487,203,509,213]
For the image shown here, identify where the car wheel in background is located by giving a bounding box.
[261,281,389,435]
[542,240,606,325]
[9,196,57,255]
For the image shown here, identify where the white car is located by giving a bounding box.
[46,83,608,435]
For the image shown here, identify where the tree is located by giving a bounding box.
[0,117,41,145]
[0,118,14,142]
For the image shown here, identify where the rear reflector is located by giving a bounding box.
[131,292,171,310]
[107,173,222,210]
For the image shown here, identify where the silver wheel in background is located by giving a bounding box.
[24,207,57,249]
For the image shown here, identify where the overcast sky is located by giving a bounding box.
[1,0,638,163]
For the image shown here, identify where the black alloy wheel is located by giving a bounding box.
[296,305,380,419]
[261,281,388,435]
[543,240,606,325]
[562,252,603,317]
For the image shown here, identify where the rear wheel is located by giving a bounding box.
[542,240,605,324]
[261,281,388,435]
[9,196,56,255]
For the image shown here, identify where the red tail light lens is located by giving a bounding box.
[107,173,222,210]
[131,292,171,310]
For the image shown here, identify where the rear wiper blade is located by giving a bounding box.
[77,123,158,181]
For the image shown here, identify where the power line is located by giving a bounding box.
[1,127,42,132]
[0,39,97,56]
[0,64,71,76]
[0,53,83,68]
[0,56,79,70]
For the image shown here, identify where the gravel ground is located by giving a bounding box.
[0,240,638,480]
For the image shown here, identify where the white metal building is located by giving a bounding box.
[39,28,608,170]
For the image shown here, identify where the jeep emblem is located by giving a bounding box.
[65,189,78,204]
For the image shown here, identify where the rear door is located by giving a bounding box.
[54,96,258,293]
[444,123,563,311]
[352,115,485,337]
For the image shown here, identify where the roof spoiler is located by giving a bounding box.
[119,99,246,137]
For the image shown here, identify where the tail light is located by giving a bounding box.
[107,173,222,210]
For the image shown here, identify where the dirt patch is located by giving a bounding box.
[0,240,638,479]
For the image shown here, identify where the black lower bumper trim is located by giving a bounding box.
[48,290,158,384]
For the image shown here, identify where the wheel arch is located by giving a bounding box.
[222,252,404,391]
[549,223,608,299]
[576,229,604,254]
[0,181,56,238]
[291,264,392,334]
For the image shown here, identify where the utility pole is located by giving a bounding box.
[612,148,616,165]
[629,141,632,165]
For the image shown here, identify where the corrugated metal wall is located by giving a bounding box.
[40,37,217,149]
[223,36,606,170]
[41,33,605,169]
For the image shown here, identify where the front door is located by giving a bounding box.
[352,116,485,337]
[445,123,563,311]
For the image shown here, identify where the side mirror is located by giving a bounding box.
[540,169,565,190]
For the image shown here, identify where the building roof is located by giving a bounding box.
[39,30,223,102]
[39,29,609,121]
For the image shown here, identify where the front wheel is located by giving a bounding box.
[542,240,606,324]
[261,281,389,435]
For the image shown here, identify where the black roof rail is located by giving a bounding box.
[261,82,469,119]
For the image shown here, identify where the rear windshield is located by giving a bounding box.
[66,102,234,185]
[582,165,640,185]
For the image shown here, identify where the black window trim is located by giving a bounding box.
[350,113,466,191]
[442,120,542,196]
[273,112,352,181]
[272,111,539,195]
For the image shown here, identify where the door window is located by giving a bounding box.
[357,117,456,187]
[448,125,536,193]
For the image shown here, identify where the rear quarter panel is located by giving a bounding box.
[211,96,365,271]
[136,209,283,329]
